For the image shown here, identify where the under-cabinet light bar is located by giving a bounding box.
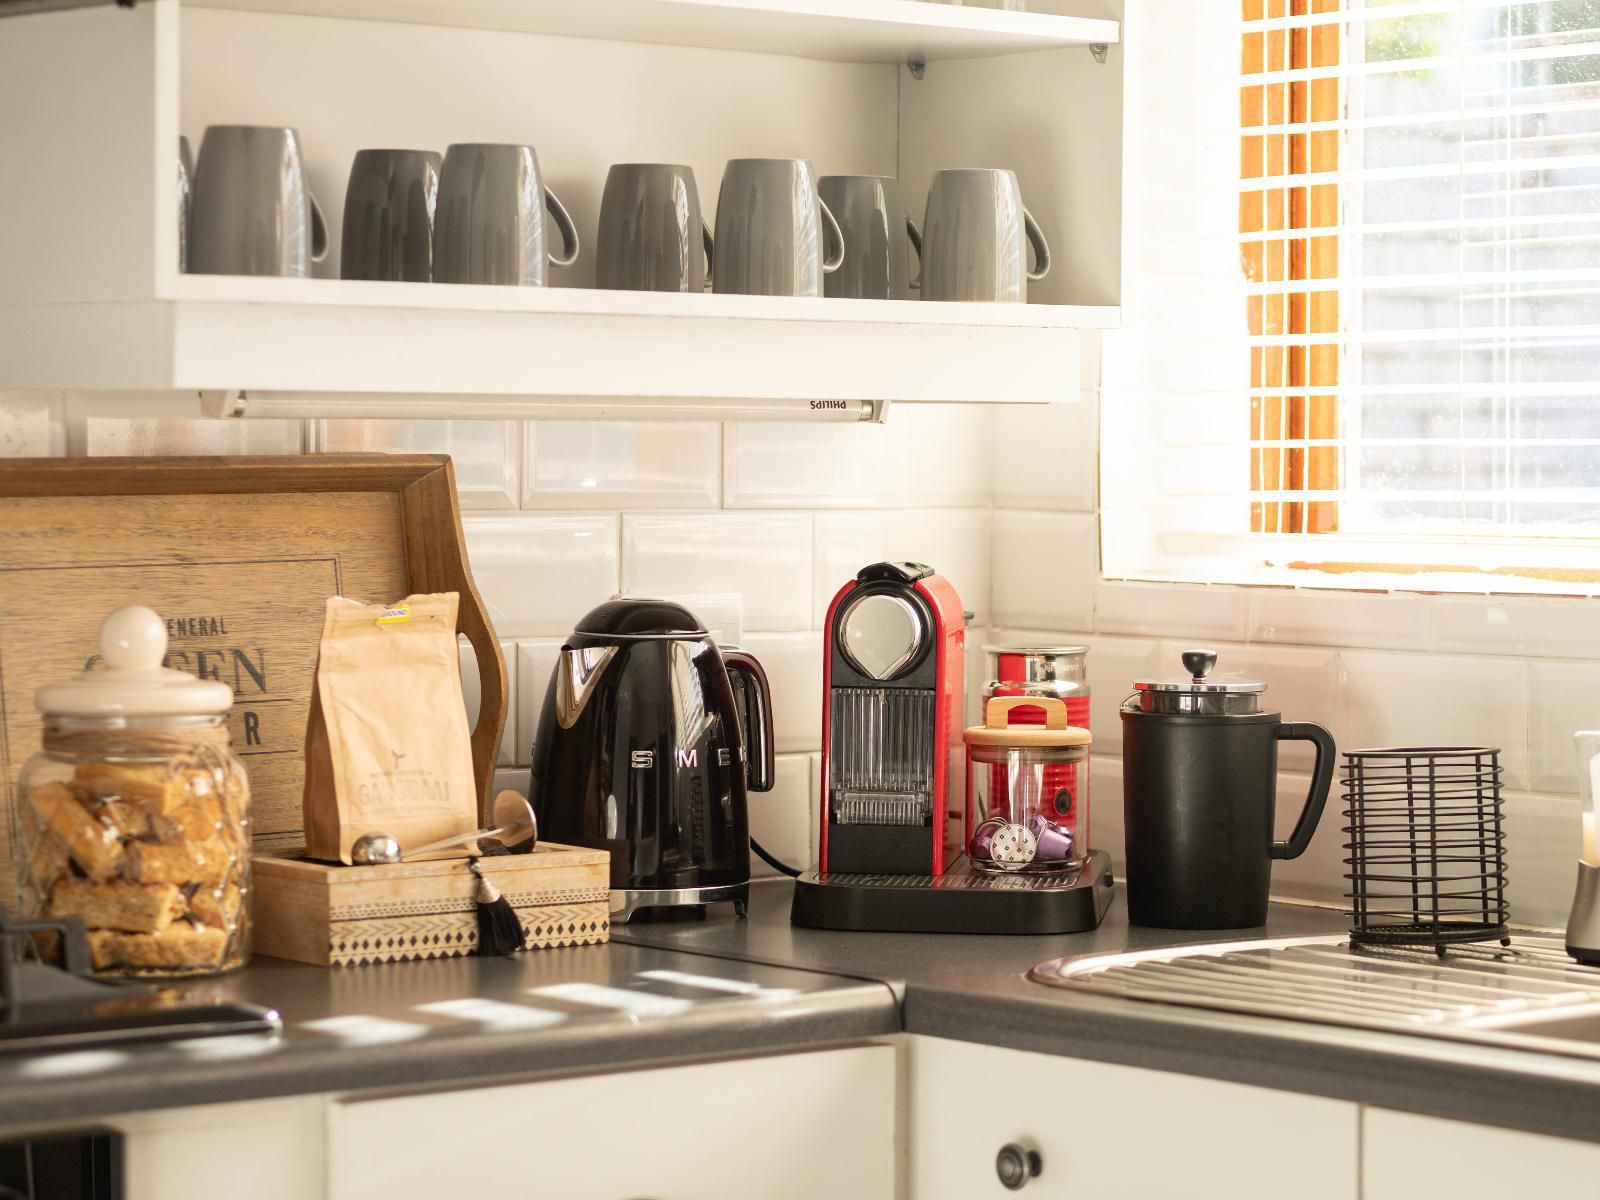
[197,391,885,423]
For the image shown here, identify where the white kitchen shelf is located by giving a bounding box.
[0,276,1109,412]
[187,0,1120,63]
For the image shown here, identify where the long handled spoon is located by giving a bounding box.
[350,790,537,866]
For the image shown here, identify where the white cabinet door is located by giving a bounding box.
[114,1095,328,1200]
[328,1045,897,1200]
[1364,1108,1600,1199]
[908,1036,1358,1200]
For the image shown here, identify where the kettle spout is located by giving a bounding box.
[555,645,618,729]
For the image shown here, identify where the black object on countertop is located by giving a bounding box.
[0,909,280,1054]
[790,851,1115,934]
[1120,649,1335,929]
[1345,746,1509,954]
[529,597,776,922]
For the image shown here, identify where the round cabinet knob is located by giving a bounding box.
[995,1143,1042,1190]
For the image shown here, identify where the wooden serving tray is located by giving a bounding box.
[0,455,507,897]
[253,844,610,966]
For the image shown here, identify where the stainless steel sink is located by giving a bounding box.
[1031,934,1600,1061]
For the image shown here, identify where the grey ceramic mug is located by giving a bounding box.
[596,163,713,292]
[189,125,329,277]
[341,149,442,283]
[713,158,844,297]
[918,168,1051,303]
[819,175,922,301]
[433,143,580,287]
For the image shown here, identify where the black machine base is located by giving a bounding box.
[790,850,1115,934]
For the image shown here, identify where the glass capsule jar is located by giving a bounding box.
[13,606,251,979]
[964,696,1090,875]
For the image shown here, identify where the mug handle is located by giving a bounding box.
[1023,205,1050,282]
[906,215,923,292]
[701,218,715,291]
[309,191,330,264]
[544,186,581,268]
[820,197,845,274]
[1269,721,1335,861]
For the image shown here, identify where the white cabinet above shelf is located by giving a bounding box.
[0,277,1108,418]
[186,0,1120,63]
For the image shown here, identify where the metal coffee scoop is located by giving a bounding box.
[350,790,537,866]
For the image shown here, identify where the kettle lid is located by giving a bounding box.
[574,597,707,638]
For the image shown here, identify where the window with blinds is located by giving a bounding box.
[1101,0,1600,591]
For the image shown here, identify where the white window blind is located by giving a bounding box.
[1102,0,1600,592]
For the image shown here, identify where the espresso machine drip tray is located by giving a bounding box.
[790,850,1115,934]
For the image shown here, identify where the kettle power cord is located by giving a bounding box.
[751,837,801,878]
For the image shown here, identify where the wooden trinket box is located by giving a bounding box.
[253,844,610,966]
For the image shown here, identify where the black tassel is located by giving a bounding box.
[470,858,526,957]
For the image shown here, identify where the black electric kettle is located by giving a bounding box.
[1121,649,1334,929]
[528,598,774,923]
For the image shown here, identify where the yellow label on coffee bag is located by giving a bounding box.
[375,606,411,626]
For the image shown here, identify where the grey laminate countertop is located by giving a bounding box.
[614,879,1600,1144]
[0,940,898,1128]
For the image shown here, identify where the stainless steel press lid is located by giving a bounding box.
[1129,650,1266,716]
[1134,649,1265,694]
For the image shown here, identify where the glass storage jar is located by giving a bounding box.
[13,606,251,979]
[965,696,1090,874]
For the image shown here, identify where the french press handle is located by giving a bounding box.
[1270,722,1335,860]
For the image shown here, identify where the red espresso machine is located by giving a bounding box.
[790,564,1113,934]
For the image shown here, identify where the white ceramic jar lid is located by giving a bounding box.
[36,606,234,717]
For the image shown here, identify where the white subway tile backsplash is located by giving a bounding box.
[514,640,563,768]
[750,754,813,878]
[524,421,719,509]
[464,514,620,638]
[1250,588,1429,651]
[991,396,1096,513]
[623,512,812,632]
[991,510,1096,631]
[83,416,302,456]
[812,511,893,627]
[1528,661,1600,795]
[313,420,519,509]
[1088,753,1124,867]
[1504,791,1584,928]
[1433,595,1600,660]
[739,632,823,755]
[1095,579,1251,642]
[1340,651,1529,790]
[723,420,906,509]
[890,508,992,625]
[900,404,993,509]
[0,391,64,456]
[493,767,529,803]
[458,638,518,767]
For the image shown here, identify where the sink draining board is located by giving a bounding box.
[1031,935,1600,1061]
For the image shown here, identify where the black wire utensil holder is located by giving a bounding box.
[1343,746,1509,956]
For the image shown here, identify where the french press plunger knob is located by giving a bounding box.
[1181,649,1218,684]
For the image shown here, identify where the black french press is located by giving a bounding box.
[1120,650,1335,929]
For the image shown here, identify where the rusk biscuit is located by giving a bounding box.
[88,926,229,972]
[73,761,188,817]
[49,878,186,934]
[31,780,125,882]
[189,882,243,931]
[128,838,232,886]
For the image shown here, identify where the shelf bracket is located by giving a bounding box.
[199,389,249,419]
[906,56,926,81]
[1089,43,1108,64]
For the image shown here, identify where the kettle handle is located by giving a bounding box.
[723,649,775,793]
[1270,722,1336,860]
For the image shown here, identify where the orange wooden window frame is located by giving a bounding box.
[1242,0,1340,534]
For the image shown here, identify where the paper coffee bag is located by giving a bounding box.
[302,593,478,864]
